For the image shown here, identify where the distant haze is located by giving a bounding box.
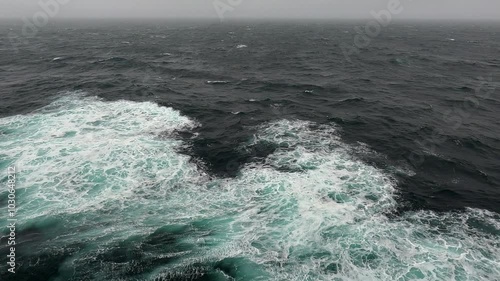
[1,0,499,20]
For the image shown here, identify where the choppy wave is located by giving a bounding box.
[206,81,230,85]
[0,93,499,280]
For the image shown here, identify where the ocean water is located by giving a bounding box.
[0,20,499,280]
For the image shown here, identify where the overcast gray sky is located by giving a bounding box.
[1,0,499,20]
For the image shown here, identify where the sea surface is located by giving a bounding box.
[0,20,499,280]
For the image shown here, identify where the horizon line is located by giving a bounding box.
[1,16,500,22]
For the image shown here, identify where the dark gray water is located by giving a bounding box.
[0,20,499,280]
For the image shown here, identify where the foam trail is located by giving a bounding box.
[0,92,200,217]
[0,95,498,280]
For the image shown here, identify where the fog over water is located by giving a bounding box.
[1,0,500,20]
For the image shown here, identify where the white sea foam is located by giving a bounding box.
[0,94,498,280]
[0,92,200,217]
[206,80,229,84]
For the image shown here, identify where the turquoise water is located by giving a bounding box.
[1,93,499,280]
